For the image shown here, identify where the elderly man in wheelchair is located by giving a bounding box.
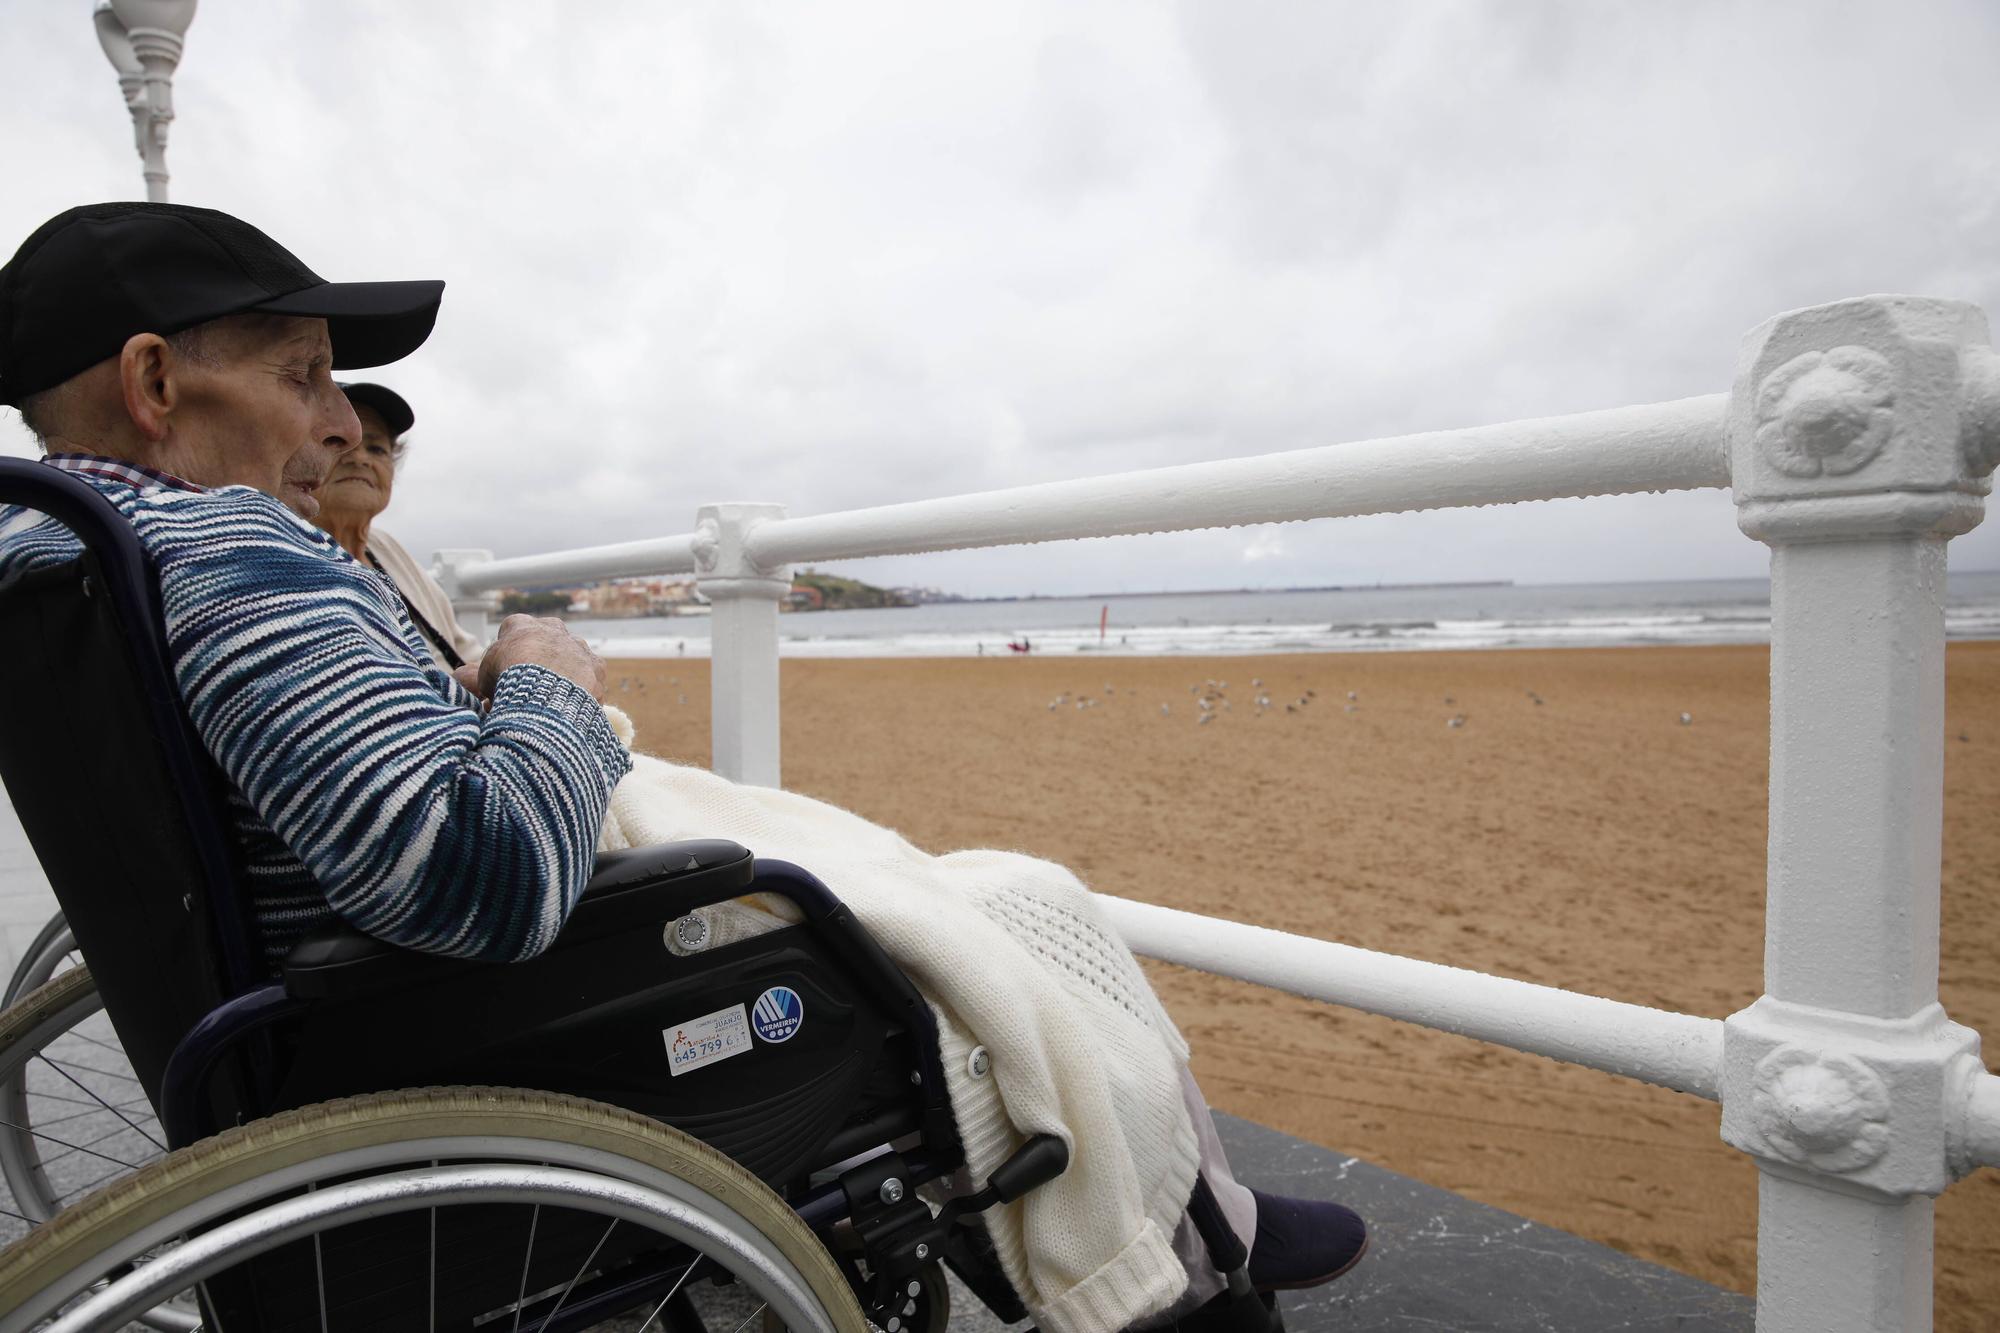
[0,203,1364,1333]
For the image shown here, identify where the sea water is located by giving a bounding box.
[571,572,2000,659]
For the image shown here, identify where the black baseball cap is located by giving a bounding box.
[0,201,444,408]
[339,381,415,437]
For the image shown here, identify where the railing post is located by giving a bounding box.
[1723,297,2000,1331]
[693,503,790,786]
[433,548,500,646]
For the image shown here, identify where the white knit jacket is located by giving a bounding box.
[596,712,1201,1333]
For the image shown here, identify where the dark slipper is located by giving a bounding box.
[1245,1188,1369,1291]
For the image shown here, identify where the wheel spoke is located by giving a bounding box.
[0,1111,159,1172]
[431,1158,439,1333]
[18,1096,157,1128]
[27,1114,165,1170]
[11,1088,151,1115]
[635,1260,700,1333]
[725,1301,771,1333]
[536,1218,617,1330]
[511,1203,543,1333]
[9,1089,95,1110]
[48,1025,129,1058]
[33,1053,164,1148]
[35,1052,146,1085]
[312,1181,330,1333]
[47,1153,158,1203]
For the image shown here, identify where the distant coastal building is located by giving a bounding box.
[498,571,945,617]
[891,585,967,604]
[501,576,709,619]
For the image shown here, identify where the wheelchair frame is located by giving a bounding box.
[0,459,1061,1332]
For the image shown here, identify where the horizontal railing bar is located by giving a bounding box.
[454,532,702,594]
[1968,1071,2000,1171]
[747,393,1730,566]
[1098,895,1724,1100]
[443,394,1728,591]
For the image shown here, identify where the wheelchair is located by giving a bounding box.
[0,459,1268,1333]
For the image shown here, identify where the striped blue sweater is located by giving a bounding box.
[0,468,631,968]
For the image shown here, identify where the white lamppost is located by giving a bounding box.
[94,0,197,203]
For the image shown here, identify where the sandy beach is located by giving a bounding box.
[606,642,2000,1326]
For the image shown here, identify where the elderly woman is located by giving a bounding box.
[318,382,482,670]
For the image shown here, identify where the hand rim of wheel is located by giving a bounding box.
[0,1086,871,1333]
[36,1163,829,1333]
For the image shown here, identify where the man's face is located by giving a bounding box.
[168,315,360,519]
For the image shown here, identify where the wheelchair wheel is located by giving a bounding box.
[0,1085,870,1333]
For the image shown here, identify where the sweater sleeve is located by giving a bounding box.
[144,491,631,962]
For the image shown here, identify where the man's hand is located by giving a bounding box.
[458,614,608,702]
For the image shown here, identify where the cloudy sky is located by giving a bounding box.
[4,1,1998,595]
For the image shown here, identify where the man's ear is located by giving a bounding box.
[117,333,175,442]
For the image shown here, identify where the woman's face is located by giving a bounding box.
[321,401,397,522]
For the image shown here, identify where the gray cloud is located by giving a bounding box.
[5,0,1998,594]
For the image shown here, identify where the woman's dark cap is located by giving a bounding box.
[339,381,415,437]
[0,201,444,408]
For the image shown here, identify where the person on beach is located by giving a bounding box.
[312,380,482,671]
[0,203,1365,1333]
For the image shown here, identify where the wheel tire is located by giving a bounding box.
[0,1085,870,1333]
[0,966,99,1074]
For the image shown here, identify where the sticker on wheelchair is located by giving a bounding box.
[751,986,805,1043]
[664,1002,754,1077]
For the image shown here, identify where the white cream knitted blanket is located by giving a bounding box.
[595,716,1200,1333]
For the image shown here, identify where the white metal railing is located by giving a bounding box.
[439,295,2000,1333]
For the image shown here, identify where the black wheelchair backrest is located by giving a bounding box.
[0,457,257,1102]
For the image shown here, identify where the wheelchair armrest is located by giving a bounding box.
[282,839,757,1000]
